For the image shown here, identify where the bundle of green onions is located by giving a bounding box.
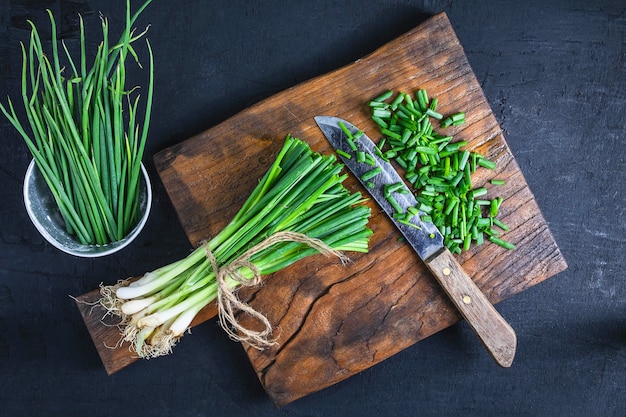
[0,0,154,245]
[100,135,372,357]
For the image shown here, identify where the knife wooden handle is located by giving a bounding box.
[425,248,516,367]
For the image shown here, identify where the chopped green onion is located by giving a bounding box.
[478,157,497,170]
[444,141,468,153]
[416,89,429,111]
[372,116,389,129]
[441,117,453,128]
[490,199,499,217]
[336,149,352,159]
[381,128,402,141]
[386,193,403,214]
[361,166,382,182]
[390,93,404,109]
[476,217,491,228]
[374,145,388,162]
[470,187,488,198]
[444,198,458,216]
[378,138,387,150]
[425,108,443,120]
[398,218,422,230]
[384,150,398,159]
[373,108,392,118]
[459,150,471,171]
[372,90,393,102]
[451,112,465,122]
[338,121,353,138]
[491,179,506,185]
[463,234,472,251]
[367,88,514,253]
[493,218,510,231]
[489,236,516,250]
[384,182,408,196]
[415,145,438,155]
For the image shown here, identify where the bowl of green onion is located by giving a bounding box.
[2,1,156,258]
[23,160,152,258]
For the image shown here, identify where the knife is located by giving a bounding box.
[314,115,516,367]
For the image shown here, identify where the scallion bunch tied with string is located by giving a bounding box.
[100,135,372,357]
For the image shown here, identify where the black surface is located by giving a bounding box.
[1,1,624,416]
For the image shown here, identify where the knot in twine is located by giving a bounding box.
[204,231,349,350]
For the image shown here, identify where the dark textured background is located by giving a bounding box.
[1,1,624,416]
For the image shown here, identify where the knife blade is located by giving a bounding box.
[314,115,516,367]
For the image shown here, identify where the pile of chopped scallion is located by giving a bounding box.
[368,89,515,253]
[99,135,372,357]
[0,0,154,245]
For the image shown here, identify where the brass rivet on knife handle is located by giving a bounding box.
[425,247,517,367]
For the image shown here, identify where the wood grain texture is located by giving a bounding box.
[425,248,517,367]
[77,12,567,402]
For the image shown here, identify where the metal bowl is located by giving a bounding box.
[23,160,152,257]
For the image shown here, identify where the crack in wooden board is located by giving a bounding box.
[76,12,567,404]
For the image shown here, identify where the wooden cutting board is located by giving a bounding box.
[76,12,567,406]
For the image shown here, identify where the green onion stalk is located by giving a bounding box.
[99,136,372,357]
[0,0,154,245]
